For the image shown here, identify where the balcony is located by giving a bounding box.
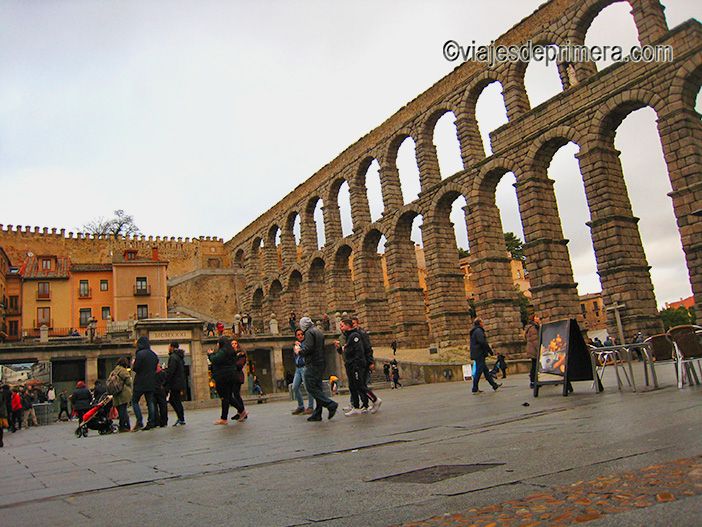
[32,318,53,329]
[36,290,51,300]
[78,287,92,299]
[134,284,151,296]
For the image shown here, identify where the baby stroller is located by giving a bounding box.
[75,394,116,438]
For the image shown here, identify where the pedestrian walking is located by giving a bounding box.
[154,364,169,427]
[230,340,248,421]
[525,313,540,388]
[11,388,22,431]
[57,390,70,422]
[108,357,133,432]
[2,384,13,433]
[470,318,501,394]
[131,336,159,431]
[0,384,8,447]
[340,319,370,416]
[291,328,315,415]
[391,339,398,356]
[208,337,247,424]
[300,316,338,421]
[383,363,390,382]
[20,388,38,428]
[351,316,381,413]
[165,341,187,426]
[391,362,402,389]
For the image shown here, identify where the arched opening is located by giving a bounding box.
[251,237,264,281]
[432,111,464,179]
[251,287,264,334]
[267,224,282,272]
[615,107,692,307]
[234,249,245,270]
[331,244,355,314]
[548,142,601,296]
[360,158,384,222]
[495,172,525,243]
[355,229,391,336]
[395,136,422,205]
[449,195,470,258]
[584,2,640,71]
[267,280,284,329]
[287,271,303,320]
[312,198,325,249]
[285,211,302,264]
[337,179,353,238]
[292,213,301,246]
[388,210,431,343]
[475,81,509,156]
[308,258,327,320]
[523,44,564,107]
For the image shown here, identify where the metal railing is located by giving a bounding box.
[78,287,92,299]
[133,284,151,296]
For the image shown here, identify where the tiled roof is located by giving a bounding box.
[71,263,112,272]
[19,256,71,279]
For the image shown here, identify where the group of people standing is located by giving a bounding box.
[105,337,187,432]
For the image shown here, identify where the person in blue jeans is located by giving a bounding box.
[470,318,501,394]
[291,329,315,415]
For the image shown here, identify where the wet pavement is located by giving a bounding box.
[0,362,700,526]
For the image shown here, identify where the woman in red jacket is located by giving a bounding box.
[11,388,23,431]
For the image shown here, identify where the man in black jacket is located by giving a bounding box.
[300,316,338,421]
[131,336,159,431]
[165,341,186,426]
[341,319,370,416]
[470,318,501,394]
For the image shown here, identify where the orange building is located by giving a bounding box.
[665,295,695,310]
[70,264,114,331]
[19,255,73,335]
[0,247,9,339]
[4,265,23,341]
[112,249,168,321]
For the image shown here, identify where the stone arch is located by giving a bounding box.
[427,182,469,222]
[265,223,282,274]
[251,286,265,333]
[572,0,639,45]
[327,243,355,314]
[326,175,353,239]
[352,156,380,224]
[353,228,391,340]
[462,71,512,157]
[421,106,466,180]
[669,55,702,112]
[282,210,301,266]
[305,256,328,320]
[303,195,324,253]
[384,131,424,204]
[589,88,666,145]
[526,126,585,173]
[250,236,264,281]
[233,248,245,270]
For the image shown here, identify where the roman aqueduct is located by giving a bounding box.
[225,0,702,357]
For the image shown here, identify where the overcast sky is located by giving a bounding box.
[1,1,700,307]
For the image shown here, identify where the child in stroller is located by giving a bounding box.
[75,393,116,438]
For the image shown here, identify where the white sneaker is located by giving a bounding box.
[342,406,353,413]
[370,397,382,414]
[344,408,364,417]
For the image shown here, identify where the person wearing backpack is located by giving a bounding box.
[108,356,133,432]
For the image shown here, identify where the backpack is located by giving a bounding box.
[106,370,125,395]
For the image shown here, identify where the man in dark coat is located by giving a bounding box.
[300,316,338,421]
[165,341,186,426]
[131,336,159,431]
[341,319,370,416]
[470,318,501,394]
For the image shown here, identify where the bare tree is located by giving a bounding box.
[81,209,140,239]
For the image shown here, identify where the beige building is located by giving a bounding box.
[579,292,606,332]
[112,249,168,322]
[0,247,9,339]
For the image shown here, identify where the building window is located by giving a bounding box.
[79,280,90,298]
[79,308,92,327]
[134,277,150,295]
[41,258,51,270]
[38,282,50,299]
[37,307,51,327]
[100,280,109,291]
[580,303,586,315]
[137,305,149,320]
[9,320,18,337]
[102,306,111,320]
[9,295,18,311]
